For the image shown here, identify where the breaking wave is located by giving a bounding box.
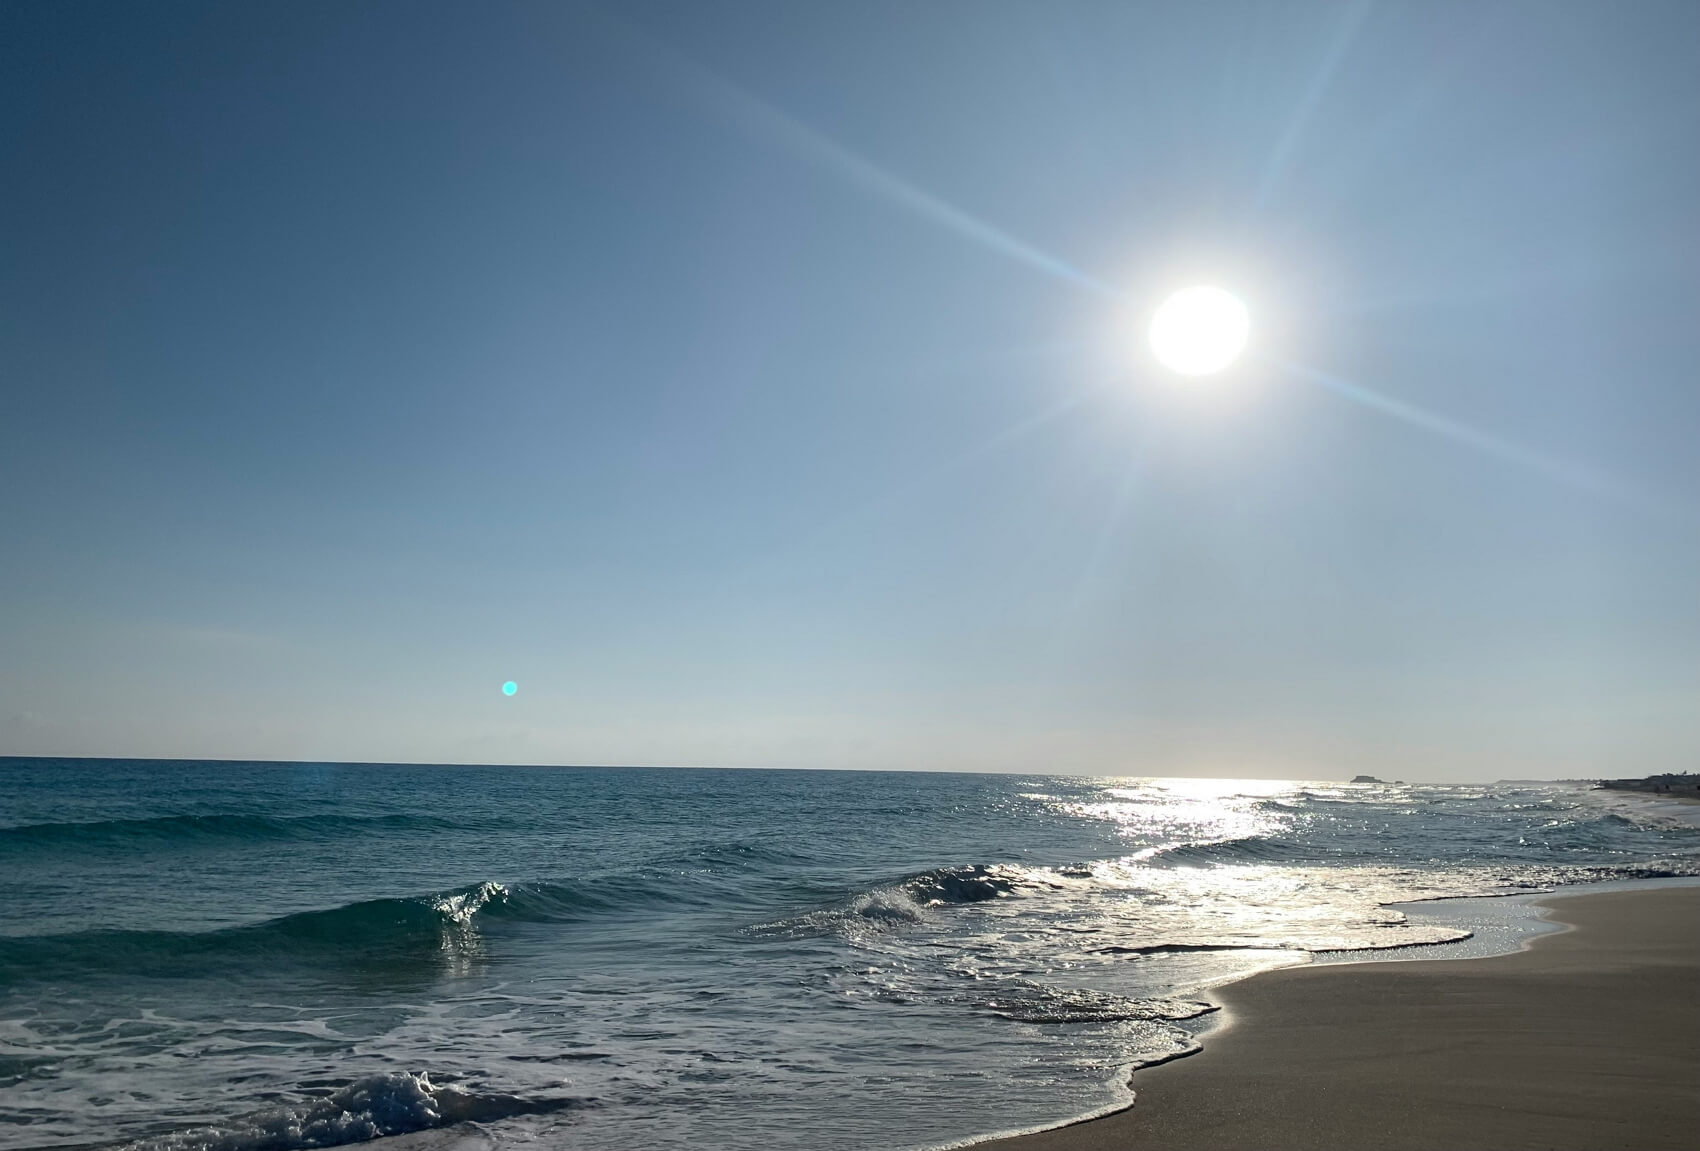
[121,1072,580,1150]
[750,864,1029,937]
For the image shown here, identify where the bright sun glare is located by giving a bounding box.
[1148,286,1250,377]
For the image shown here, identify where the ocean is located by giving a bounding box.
[3,759,1699,1150]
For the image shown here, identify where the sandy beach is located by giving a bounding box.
[979,885,1700,1151]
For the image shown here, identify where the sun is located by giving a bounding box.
[1148,286,1250,377]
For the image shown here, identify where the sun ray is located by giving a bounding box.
[589,9,1120,299]
[1249,0,1377,218]
[1278,359,1625,497]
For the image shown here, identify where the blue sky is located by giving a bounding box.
[4,1,1699,779]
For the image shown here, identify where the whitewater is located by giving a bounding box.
[3,759,1698,1150]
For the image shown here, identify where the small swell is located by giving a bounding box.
[750,864,1027,938]
[0,812,462,852]
[1141,836,1318,866]
[649,839,809,872]
[120,1071,580,1150]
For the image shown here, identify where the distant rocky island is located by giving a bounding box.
[1597,772,1700,797]
[1349,775,1406,784]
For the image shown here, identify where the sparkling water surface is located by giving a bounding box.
[3,760,1698,1150]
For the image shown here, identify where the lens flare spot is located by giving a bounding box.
[502,681,518,697]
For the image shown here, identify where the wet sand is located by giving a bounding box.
[978,885,1700,1151]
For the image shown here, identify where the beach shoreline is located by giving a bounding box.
[972,882,1700,1151]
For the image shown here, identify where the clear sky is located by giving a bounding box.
[4,1,1699,781]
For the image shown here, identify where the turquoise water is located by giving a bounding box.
[3,759,1698,1150]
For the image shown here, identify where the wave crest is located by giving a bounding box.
[0,879,604,983]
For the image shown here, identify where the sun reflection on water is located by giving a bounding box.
[1058,776,1301,859]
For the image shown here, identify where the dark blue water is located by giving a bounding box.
[3,759,1698,1150]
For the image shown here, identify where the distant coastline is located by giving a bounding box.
[1597,772,1700,798]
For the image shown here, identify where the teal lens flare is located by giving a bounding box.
[502,681,518,696]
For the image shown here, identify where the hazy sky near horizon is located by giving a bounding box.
[4,0,1700,781]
